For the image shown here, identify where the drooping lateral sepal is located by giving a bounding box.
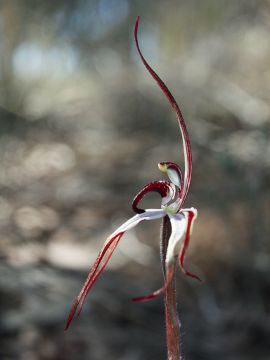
[65,209,166,330]
[65,232,124,330]
[179,208,201,282]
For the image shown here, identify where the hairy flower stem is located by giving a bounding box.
[161,216,182,360]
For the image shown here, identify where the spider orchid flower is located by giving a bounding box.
[65,16,199,331]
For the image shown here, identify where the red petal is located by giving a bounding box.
[131,286,165,302]
[179,211,201,282]
[132,264,174,302]
[65,232,124,330]
[76,234,122,317]
[134,17,192,207]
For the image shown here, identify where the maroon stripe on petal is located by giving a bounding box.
[134,17,192,208]
[65,232,124,330]
[179,211,201,282]
[76,235,122,317]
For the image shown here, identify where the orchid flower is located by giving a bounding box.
[65,16,199,332]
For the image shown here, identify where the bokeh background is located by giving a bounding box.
[0,1,270,359]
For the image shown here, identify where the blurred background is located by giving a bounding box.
[0,0,270,359]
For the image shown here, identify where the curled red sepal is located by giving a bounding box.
[131,264,174,302]
[65,232,124,330]
[132,180,174,214]
[134,16,192,209]
[179,210,201,282]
